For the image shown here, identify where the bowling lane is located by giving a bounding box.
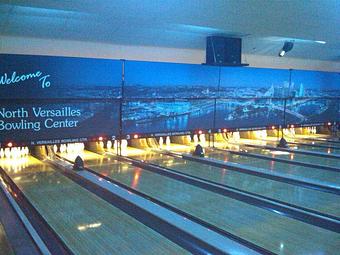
[131,151,340,218]
[205,149,340,186]
[298,137,340,145]
[288,138,340,148]
[0,222,14,255]
[220,142,340,168]
[0,156,188,255]
[236,138,340,155]
[85,153,340,254]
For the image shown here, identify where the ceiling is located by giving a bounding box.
[0,0,339,61]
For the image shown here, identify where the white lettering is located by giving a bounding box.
[44,119,78,128]
[0,108,29,118]
[0,71,51,89]
[0,120,40,131]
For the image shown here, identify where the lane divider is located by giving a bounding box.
[249,138,340,150]
[0,180,49,255]
[299,137,340,144]
[52,156,239,255]
[0,166,73,255]
[243,143,340,159]
[212,147,340,173]
[117,153,340,234]
[287,141,340,150]
[161,150,340,221]
[178,152,340,194]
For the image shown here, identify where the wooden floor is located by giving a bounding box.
[0,156,188,255]
[205,149,340,186]
[230,142,340,168]
[88,151,340,255]
[134,151,340,219]
[238,137,340,154]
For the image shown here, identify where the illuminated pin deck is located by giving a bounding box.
[0,147,29,159]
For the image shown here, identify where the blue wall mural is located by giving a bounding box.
[0,54,122,99]
[219,67,290,98]
[290,70,340,97]
[215,98,285,129]
[124,60,220,98]
[0,101,119,144]
[123,99,215,135]
[0,54,121,144]
[1,54,339,143]
[285,98,340,125]
[123,61,339,135]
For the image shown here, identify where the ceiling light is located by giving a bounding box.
[278,50,286,57]
[278,41,294,57]
[315,40,326,44]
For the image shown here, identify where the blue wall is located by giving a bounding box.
[123,62,339,135]
[0,54,121,144]
[1,54,339,143]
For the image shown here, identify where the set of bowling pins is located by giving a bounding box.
[307,126,317,134]
[0,147,29,158]
[283,128,295,137]
[104,140,119,150]
[254,130,267,140]
[158,136,171,149]
[104,140,128,156]
[55,143,85,154]
[192,134,206,147]
[224,131,240,142]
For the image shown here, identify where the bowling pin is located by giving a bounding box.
[107,140,112,149]
[233,132,240,141]
[193,134,199,145]
[166,136,171,146]
[0,148,4,158]
[5,148,11,158]
[121,139,128,149]
[121,139,128,156]
[159,137,164,148]
[19,147,23,157]
[199,134,206,146]
[24,147,29,156]
[12,148,18,158]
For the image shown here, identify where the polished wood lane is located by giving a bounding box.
[0,157,188,255]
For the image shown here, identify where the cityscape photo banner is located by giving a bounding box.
[0,54,121,144]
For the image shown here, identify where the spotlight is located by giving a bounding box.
[278,41,294,57]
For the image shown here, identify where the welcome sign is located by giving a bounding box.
[0,54,122,99]
[0,71,51,88]
[0,54,122,144]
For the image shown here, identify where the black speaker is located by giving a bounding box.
[206,36,247,66]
